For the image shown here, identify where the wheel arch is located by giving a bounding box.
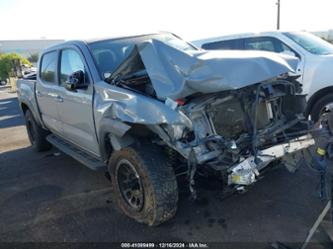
[98,120,156,163]
[20,102,30,114]
[305,86,333,117]
[19,100,45,128]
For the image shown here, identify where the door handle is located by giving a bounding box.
[55,95,63,102]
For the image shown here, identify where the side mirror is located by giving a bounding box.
[64,70,87,91]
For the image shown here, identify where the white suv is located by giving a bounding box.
[193,31,333,121]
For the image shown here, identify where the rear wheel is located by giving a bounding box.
[108,144,178,226]
[24,109,51,152]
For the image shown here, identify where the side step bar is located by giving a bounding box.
[46,134,106,171]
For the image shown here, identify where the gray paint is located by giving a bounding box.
[17,35,299,160]
[93,81,190,126]
[16,79,44,127]
[137,39,299,99]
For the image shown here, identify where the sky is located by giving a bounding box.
[0,0,332,41]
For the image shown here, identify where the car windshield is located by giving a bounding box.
[88,33,197,77]
[284,31,333,55]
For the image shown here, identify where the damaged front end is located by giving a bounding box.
[158,78,314,188]
[89,33,333,195]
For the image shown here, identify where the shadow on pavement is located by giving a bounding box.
[0,97,24,129]
[0,144,328,245]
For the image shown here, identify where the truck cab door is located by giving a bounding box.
[36,50,63,134]
[56,48,100,157]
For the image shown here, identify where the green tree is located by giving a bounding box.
[0,53,31,80]
[28,53,39,63]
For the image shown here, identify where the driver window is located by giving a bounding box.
[60,49,85,85]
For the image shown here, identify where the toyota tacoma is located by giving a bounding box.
[17,32,333,226]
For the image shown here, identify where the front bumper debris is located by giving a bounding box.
[228,135,315,185]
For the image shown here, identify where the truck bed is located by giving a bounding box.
[16,79,43,126]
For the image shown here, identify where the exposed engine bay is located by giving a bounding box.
[154,77,315,187]
[90,34,333,196]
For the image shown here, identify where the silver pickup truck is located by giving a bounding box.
[17,32,333,226]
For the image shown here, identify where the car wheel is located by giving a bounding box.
[310,93,333,123]
[108,144,178,226]
[25,109,51,152]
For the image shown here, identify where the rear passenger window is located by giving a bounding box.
[40,51,57,83]
[202,39,241,50]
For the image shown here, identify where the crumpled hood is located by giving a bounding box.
[137,39,298,99]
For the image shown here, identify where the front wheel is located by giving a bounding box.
[108,144,178,226]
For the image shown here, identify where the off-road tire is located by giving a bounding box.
[24,109,51,152]
[108,144,178,226]
[310,93,333,123]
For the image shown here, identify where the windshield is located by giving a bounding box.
[284,31,333,55]
[88,33,197,78]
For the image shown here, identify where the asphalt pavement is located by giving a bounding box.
[0,86,331,248]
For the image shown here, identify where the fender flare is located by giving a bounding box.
[19,100,44,128]
[98,117,135,162]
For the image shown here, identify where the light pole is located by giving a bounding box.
[276,0,281,30]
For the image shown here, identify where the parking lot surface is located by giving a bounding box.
[0,87,330,248]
